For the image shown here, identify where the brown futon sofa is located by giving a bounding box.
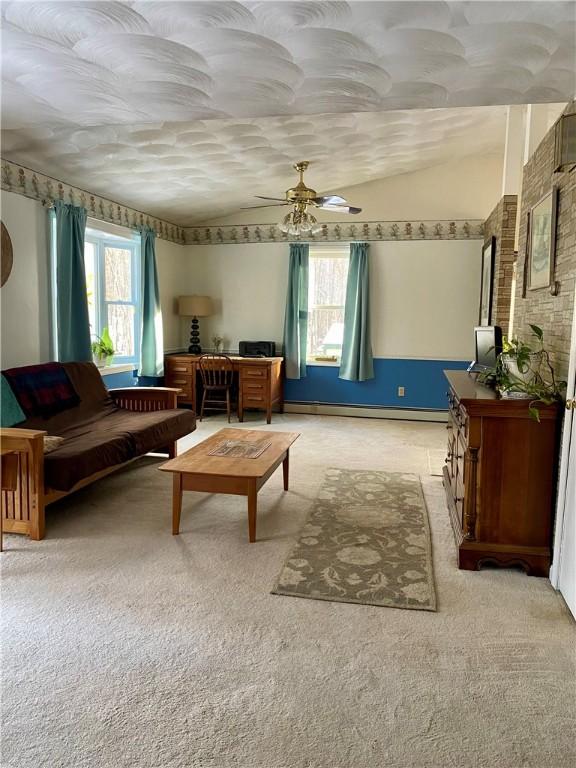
[0,362,196,540]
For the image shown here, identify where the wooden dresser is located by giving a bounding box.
[443,370,561,576]
[164,354,284,424]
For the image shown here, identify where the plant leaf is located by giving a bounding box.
[528,406,541,422]
[529,324,544,341]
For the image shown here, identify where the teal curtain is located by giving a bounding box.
[139,227,164,377]
[54,201,91,362]
[339,242,374,382]
[283,243,309,379]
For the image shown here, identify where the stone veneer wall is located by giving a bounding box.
[514,100,576,381]
[483,195,518,332]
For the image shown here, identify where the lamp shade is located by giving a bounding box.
[178,295,213,317]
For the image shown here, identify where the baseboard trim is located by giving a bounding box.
[283,402,447,422]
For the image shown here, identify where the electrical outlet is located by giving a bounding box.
[398,386,405,397]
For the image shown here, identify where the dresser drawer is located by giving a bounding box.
[455,471,465,528]
[242,365,269,380]
[448,394,468,435]
[166,358,194,374]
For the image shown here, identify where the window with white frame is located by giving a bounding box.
[306,245,350,361]
[84,226,140,364]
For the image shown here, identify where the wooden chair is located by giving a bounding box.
[198,354,236,423]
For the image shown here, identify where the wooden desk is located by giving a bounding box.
[164,354,284,424]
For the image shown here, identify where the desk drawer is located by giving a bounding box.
[166,370,193,388]
[166,374,194,400]
[242,381,266,395]
[243,394,267,407]
[242,366,269,380]
[167,374,193,387]
[166,358,194,374]
[242,379,267,408]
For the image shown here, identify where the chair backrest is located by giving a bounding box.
[198,354,234,388]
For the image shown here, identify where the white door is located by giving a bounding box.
[551,286,576,618]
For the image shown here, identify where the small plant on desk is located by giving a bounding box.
[212,334,224,353]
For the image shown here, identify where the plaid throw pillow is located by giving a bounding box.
[3,363,80,419]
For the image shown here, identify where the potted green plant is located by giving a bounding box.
[479,324,565,421]
[501,334,544,388]
[91,327,115,368]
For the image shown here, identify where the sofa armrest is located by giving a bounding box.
[1,428,46,540]
[109,387,181,412]
[1,427,47,452]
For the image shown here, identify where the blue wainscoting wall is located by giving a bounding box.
[284,358,469,411]
[101,369,138,388]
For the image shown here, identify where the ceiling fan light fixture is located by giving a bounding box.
[279,207,318,237]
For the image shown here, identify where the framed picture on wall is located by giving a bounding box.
[528,187,559,291]
[479,236,495,326]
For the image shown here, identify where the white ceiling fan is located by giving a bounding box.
[242,161,362,235]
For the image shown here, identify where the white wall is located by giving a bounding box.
[185,239,480,361]
[0,192,51,368]
[182,243,288,352]
[370,240,480,359]
[0,190,192,368]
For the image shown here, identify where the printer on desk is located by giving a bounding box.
[239,341,276,358]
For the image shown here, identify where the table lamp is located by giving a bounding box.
[178,295,213,354]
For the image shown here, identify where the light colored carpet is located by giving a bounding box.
[427,448,446,477]
[273,468,436,610]
[2,413,575,768]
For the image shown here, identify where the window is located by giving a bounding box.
[84,227,140,364]
[307,246,349,361]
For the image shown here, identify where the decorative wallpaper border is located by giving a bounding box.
[1,158,485,247]
[183,219,485,245]
[0,158,186,244]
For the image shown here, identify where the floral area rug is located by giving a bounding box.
[272,468,437,611]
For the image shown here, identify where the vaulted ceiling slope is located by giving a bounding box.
[1,1,574,224]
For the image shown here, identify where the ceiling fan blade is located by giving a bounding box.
[317,203,363,215]
[314,195,347,206]
[240,203,290,209]
[254,195,289,202]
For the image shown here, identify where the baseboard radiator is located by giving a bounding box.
[283,402,447,422]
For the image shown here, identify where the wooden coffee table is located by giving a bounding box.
[159,428,300,542]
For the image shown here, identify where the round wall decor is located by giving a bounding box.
[1,221,13,287]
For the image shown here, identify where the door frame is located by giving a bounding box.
[550,281,576,588]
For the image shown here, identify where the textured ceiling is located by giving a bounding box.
[1,1,575,223]
[2,107,508,223]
